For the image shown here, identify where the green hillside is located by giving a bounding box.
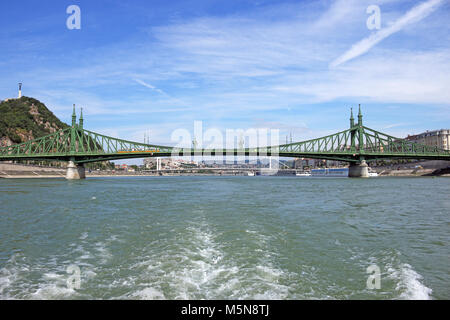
[0,96,68,146]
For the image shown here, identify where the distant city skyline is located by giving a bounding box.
[1,0,449,150]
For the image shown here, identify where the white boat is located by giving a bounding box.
[368,170,378,177]
[311,168,348,177]
[310,167,378,177]
[246,171,255,176]
[296,172,311,177]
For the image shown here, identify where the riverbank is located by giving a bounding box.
[373,160,450,177]
[0,173,248,178]
[0,163,65,178]
[2,170,449,178]
[376,168,450,177]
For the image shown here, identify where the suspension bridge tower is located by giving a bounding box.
[66,105,86,179]
[348,105,369,177]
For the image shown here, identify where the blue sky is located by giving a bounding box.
[1,0,449,149]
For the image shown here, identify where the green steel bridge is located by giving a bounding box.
[1,105,449,178]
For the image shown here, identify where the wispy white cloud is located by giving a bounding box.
[314,0,360,30]
[330,0,445,68]
[382,123,408,129]
[275,49,450,104]
[134,78,167,96]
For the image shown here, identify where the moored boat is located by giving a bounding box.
[311,168,348,177]
[296,172,311,177]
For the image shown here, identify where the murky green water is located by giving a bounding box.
[0,176,448,299]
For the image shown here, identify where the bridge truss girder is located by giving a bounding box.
[1,118,449,164]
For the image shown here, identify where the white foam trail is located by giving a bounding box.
[95,242,112,264]
[127,221,293,299]
[132,287,165,300]
[169,224,229,299]
[79,232,88,240]
[388,263,432,300]
[0,254,79,300]
[0,268,18,299]
[30,272,76,300]
[0,233,122,299]
[0,254,29,299]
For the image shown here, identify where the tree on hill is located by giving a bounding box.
[0,96,69,146]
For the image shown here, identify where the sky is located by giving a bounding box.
[0,0,449,160]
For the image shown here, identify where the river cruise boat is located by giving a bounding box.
[310,167,378,177]
[311,168,349,177]
[296,171,311,177]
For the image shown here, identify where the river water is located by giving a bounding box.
[0,176,448,299]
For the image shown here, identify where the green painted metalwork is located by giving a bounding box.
[1,107,449,164]
[79,108,84,130]
[350,107,354,128]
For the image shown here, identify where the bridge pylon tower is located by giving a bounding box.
[348,105,369,177]
[66,105,86,179]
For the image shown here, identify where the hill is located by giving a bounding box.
[0,96,68,147]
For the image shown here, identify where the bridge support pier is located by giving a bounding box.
[66,161,86,180]
[348,160,369,178]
